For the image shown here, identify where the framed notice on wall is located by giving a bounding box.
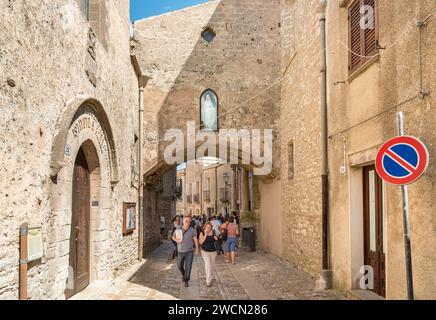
[123,202,137,236]
[28,227,43,262]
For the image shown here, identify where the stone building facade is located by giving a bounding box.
[325,0,436,299]
[279,0,325,279]
[202,163,236,218]
[1,0,435,301]
[184,162,204,217]
[0,0,140,299]
[280,0,436,299]
[175,161,251,220]
[132,0,282,263]
[135,0,436,299]
[132,0,282,177]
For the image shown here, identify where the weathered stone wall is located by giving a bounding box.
[133,0,282,177]
[143,185,159,256]
[279,0,324,277]
[280,0,436,299]
[159,167,177,233]
[326,0,436,299]
[259,179,282,257]
[0,0,139,299]
[143,153,177,257]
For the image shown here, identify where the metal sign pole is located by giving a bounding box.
[397,112,414,300]
[19,223,28,300]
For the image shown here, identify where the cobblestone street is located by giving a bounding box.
[71,242,346,300]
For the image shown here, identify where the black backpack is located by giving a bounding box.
[221,223,228,242]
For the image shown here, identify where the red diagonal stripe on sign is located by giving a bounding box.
[385,148,417,174]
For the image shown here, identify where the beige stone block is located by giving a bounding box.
[56,240,70,257]
[52,210,73,227]
[93,240,110,254]
[92,219,108,231]
[93,230,109,242]
[54,225,71,242]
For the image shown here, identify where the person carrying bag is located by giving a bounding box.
[219,219,230,258]
[199,222,219,287]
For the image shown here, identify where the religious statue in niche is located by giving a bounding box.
[200,89,218,132]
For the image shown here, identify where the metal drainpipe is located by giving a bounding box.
[200,171,203,216]
[215,166,218,216]
[320,0,330,275]
[19,223,28,300]
[130,30,148,261]
[138,86,144,261]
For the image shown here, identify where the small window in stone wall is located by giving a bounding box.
[201,27,216,43]
[288,142,294,180]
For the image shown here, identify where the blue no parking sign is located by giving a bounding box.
[376,136,429,185]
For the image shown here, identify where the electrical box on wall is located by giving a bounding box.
[340,166,346,175]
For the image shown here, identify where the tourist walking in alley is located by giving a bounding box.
[172,216,199,287]
[220,217,230,258]
[173,215,181,228]
[211,216,221,236]
[170,215,181,259]
[225,217,239,264]
[199,222,219,287]
[160,216,166,244]
[211,216,224,255]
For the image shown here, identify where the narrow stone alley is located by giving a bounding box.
[71,242,345,300]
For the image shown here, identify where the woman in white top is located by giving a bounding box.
[171,215,181,259]
[173,215,181,229]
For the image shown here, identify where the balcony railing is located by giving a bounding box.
[193,194,200,203]
[219,187,230,203]
[175,179,182,197]
[203,190,210,202]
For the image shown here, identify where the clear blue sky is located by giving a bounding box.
[130,0,211,22]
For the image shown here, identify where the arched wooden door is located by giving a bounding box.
[65,147,90,299]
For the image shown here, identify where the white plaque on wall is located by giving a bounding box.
[27,227,44,262]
